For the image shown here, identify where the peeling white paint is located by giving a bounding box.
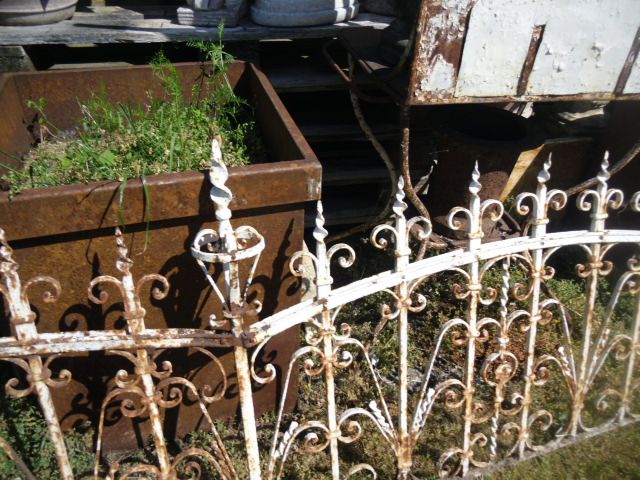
[414,0,474,97]
[420,54,456,92]
[450,0,640,97]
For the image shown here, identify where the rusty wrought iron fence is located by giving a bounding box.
[1,142,639,479]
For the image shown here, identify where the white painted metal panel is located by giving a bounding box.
[455,0,537,97]
[455,0,640,98]
[527,0,640,95]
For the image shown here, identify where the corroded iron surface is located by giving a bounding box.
[0,62,320,450]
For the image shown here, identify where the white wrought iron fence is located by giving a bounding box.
[0,142,639,479]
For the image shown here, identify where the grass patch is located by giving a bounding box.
[2,38,263,197]
[0,396,94,479]
[493,422,640,480]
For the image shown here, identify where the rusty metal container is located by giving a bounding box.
[0,62,321,450]
[420,105,543,236]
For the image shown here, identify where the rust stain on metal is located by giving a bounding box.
[614,25,640,94]
[0,61,319,451]
[409,0,640,105]
[517,24,545,96]
[409,0,477,104]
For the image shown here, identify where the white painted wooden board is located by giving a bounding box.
[454,0,640,98]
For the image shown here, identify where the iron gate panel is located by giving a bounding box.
[0,143,639,479]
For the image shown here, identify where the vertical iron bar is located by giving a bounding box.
[518,159,550,457]
[572,156,613,436]
[314,203,340,480]
[461,165,483,476]
[0,233,74,480]
[115,233,172,476]
[573,244,599,436]
[393,179,413,478]
[30,357,74,480]
[220,188,262,480]
[621,280,640,422]
[139,351,172,475]
[322,305,340,480]
[200,140,262,479]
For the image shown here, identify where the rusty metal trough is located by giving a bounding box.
[0,62,321,450]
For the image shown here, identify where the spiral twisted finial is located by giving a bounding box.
[537,154,552,185]
[313,201,328,244]
[469,161,482,197]
[499,258,510,322]
[392,176,408,217]
[114,228,133,275]
[208,139,233,223]
[596,151,610,187]
[0,229,18,275]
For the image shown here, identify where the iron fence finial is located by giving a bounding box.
[313,201,328,245]
[208,138,233,226]
[393,176,408,217]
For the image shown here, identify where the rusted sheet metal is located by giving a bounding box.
[516,24,545,96]
[409,0,640,105]
[0,62,319,450]
[0,162,320,242]
[616,25,640,95]
[408,0,476,104]
[0,63,320,240]
[419,106,542,235]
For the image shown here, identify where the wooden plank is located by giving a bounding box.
[84,6,145,20]
[300,122,399,143]
[266,65,374,92]
[266,65,344,91]
[0,12,391,46]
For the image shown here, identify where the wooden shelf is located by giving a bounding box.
[0,7,392,46]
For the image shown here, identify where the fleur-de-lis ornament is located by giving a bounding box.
[516,154,567,237]
[191,139,265,331]
[448,163,504,247]
[0,229,72,478]
[577,152,624,232]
